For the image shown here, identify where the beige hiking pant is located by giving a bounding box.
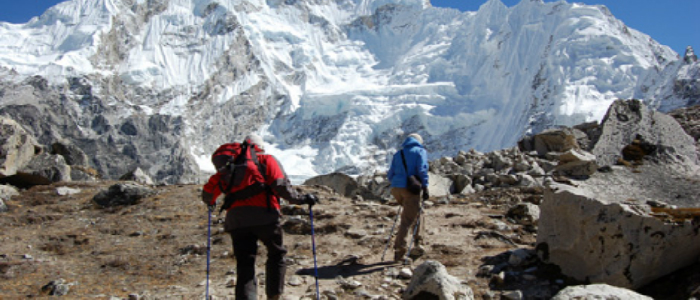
[391,187,423,255]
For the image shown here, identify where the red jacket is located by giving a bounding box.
[203,152,303,230]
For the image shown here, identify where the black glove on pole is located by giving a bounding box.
[304,194,320,207]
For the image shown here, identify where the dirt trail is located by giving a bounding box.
[0,181,696,299]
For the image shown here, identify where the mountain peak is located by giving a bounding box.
[0,0,694,183]
[685,46,698,64]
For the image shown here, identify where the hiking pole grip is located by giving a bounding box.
[309,205,320,300]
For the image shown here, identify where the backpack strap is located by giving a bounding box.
[248,146,274,212]
[400,150,409,174]
[217,143,248,194]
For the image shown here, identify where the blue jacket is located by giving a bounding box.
[387,137,429,188]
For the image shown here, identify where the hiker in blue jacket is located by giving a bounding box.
[387,133,429,262]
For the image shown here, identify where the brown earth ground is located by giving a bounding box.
[0,181,698,299]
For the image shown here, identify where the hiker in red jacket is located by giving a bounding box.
[202,134,318,300]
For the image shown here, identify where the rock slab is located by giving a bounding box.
[537,182,700,289]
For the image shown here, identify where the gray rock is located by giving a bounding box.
[92,183,157,207]
[552,284,653,300]
[51,141,89,166]
[304,172,360,198]
[591,99,699,173]
[552,149,598,177]
[517,174,538,187]
[17,153,71,185]
[403,260,474,300]
[533,128,580,157]
[507,203,540,226]
[41,279,71,296]
[0,116,41,177]
[449,174,472,194]
[56,187,81,196]
[537,180,700,289]
[0,199,6,213]
[120,167,154,185]
[70,166,100,182]
[0,184,19,201]
[427,172,452,197]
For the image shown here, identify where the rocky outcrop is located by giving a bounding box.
[403,260,474,300]
[0,117,42,177]
[537,178,700,289]
[0,79,204,185]
[591,99,698,173]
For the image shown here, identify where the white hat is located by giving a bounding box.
[407,133,423,144]
[245,134,265,151]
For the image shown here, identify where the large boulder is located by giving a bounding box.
[552,284,653,300]
[403,260,474,300]
[303,172,360,198]
[427,172,453,197]
[552,149,598,177]
[14,153,72,186]
[356,172,392,201]
[532,128,580,156]
[537,171,700,289]
[0,117,42,177]
[591,99,699,173]
[51,141,89,166]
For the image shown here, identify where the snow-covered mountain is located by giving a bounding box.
[0,0,697,183]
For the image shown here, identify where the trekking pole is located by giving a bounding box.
[206,208,212,299]
[381,206,403,262]
[308,205,321,300]
[404,204,424,265]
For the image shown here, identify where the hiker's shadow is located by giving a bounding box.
[295,258,395,279]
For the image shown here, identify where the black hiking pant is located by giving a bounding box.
[230,222,287,299]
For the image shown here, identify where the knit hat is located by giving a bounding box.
[407,133,423,145]
[245,134,265,151]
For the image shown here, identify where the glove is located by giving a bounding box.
[303,194,320,207]
[422,187,429,201]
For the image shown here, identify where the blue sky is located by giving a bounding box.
[0,0,697,55]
